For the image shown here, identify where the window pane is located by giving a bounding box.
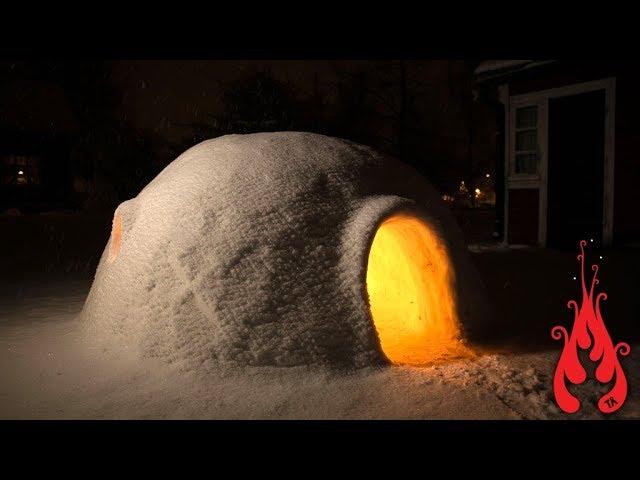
[515,153,537,174]
[516,106,537,129]
[516,129,537,151]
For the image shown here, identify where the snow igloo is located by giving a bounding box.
[82,132,487,370]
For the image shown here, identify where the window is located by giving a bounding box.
[1,155,41,186]
[514,105,538,174]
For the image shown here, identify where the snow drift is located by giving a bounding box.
[81,132,488,370]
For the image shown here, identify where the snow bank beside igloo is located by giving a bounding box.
[81,132,488,370]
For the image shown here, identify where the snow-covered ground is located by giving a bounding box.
[2,279,638,419]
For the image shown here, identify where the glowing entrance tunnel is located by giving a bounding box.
[366,213,465,365]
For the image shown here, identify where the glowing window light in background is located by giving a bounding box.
[16,169,27,185]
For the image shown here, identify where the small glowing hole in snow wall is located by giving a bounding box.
[108,213,122,263]
[366,213,463,365]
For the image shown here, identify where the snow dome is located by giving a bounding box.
[82,132,488,370]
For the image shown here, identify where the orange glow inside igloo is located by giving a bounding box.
[366,213,469,365]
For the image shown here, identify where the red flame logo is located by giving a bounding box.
[551,240,630,414]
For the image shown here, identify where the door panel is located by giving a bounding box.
[547,90,605,249]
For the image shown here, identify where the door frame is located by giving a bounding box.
[504,77,616,246]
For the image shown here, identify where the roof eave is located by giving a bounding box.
[475,60,557,83]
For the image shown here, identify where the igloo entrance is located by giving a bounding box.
[366,213,462,365]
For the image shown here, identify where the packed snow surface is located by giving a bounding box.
[1,282,638,419]
[82,132,486,370]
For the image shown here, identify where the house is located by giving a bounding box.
[0,79,79,212]
[475,61,640,248]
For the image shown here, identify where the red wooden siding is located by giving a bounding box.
[508,188,539,245]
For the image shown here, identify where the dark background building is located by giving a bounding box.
[476,60,640,248]
[0,77,79,211]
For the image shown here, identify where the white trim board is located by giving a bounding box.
[505,77,616,246]
[499,84,509,245]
